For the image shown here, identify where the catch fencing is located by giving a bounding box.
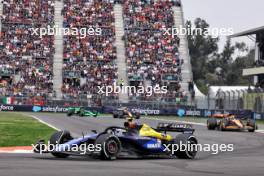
[196,88,264,113]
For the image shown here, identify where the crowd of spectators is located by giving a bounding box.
[0,0,187,104]
[61,0,118,100]
[123,0,185,102]
[0,0,55,98]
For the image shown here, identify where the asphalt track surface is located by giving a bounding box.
[1,113,264,176]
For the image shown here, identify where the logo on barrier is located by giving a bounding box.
[185,110,201,116]
[204,110,212,117]
[0,105,14,111]
[177,109,185,117]
[42,106,68,113]
[131,108,160,115]
[32,106,42,112]
[254,113,261,120]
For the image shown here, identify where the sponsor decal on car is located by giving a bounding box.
[146,139,162,149]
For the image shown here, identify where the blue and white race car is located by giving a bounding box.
[34,121,198,160]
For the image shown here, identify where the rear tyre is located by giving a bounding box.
[173,134,198,159]
[93,112,98,117]
[50,131,72,158]
[207,118,217,130]
[67,112,73,116]
[95,134,121,160]
[113,112,118,118]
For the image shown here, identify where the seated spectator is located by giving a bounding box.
[0,0,55,98]
[62,0,118,100]
[123,0,183,102]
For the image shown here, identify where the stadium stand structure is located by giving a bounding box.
[0,0,194,105]
[114,4,129,103]
[53,0,64,100]
[0,2,2,32]
[172,5,193,96]
[231,26,264,87]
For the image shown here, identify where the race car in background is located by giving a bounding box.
[207,114,257,132]
[67,107,98,117]
[113,107,140,119]
[34,122,198,160]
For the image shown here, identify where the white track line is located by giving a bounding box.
[0,150,33,154]
[256,130,264,134]
[29,114,60,131]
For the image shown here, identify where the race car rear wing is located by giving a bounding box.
[211,114,253,120]
[156,123,195,134]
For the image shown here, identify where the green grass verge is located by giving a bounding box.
[0,112,56,147]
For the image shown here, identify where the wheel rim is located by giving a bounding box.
[107,140,118,154]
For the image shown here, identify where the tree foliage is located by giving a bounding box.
[186,18,254,94]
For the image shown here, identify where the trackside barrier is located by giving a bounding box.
[0,104,263,119]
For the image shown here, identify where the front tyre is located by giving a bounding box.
[247,119,256,132]
[95,134,121,160]
[50,131,72,158]
[207,118,217,130]
[173,134,198,159]
[113,112,119,118]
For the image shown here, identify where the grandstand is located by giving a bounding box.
[0,0,55,99]
[61,0,118,104]
[0,0,193,106]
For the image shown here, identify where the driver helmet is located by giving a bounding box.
[124,117,137,129]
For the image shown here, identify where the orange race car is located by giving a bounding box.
[207,114,257,132]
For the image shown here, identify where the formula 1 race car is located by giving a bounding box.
[112,107,140,119]
[207,114,257,132]
[34,122,198,160]
[67,107,98,117]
